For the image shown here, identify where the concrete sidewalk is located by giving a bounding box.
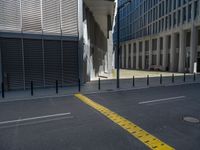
[0,73,200,102]
[93,69,192,80]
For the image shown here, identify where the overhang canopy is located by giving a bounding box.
[84,0,115,37]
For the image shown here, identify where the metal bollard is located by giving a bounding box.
[31,81,33,96]
[172,74,174,83]
[1,82,4,98]
[147,75,149,86]
[133,76,135,87]
[160,74,162,84]
[193,73,196,81]
[183,73,186,82]
[98,78,101,90]
[78,78,81,92]
[56,80,58,94]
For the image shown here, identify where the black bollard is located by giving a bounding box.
[193,73,196,81]
[172,74,174,83]
[78,78,81,92]
[56,80,58,94]
[98,78,101,90]
[160,74,162,84]
[31,81,33,96]
[1,82,4,98]
[147,75,149,86]
[183,73,186,82]
[133,76,135,87]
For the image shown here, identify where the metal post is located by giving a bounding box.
[193,73,196,81]
[31,81,33,96]
[116,7,120,89]
[172,74,174,83]
[78,78,81,92]
[147,75,149,86]
[116,1,131,88]
[98,78,101,90]
[183,73,186,82]
[160,74,162,84]
[133,76,135,87]
[56,80,58,94]
[1,82,4,98]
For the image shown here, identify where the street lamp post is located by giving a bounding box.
[116,0,131,88]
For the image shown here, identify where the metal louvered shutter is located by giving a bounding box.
[0,0,21,31]
[22,0,42,32]
[63,41,78,86]
[1,38,24,90]
[24,39,44,88]
[44,40,62,86]
[61,0,78,36]
[42,0,61,34]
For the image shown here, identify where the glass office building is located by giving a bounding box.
[114,0,200,73]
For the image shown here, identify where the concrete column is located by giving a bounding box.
[186,4,188,23]
[163,35,168,71]
[126,43,129,69]
[191,1,195,21]
[170,33,176,72]
[156,37,160,66]
[149,39,152,69]
[131,42,134,69]
[142,40,145,69]
[178,30,186,72]
[0,44,2,86]
[107,31,113,74]
[190,25,198,73]
[121,44,124,68]
[78,0,84,82]
[136,41,139,69]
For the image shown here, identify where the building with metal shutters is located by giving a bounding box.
[0,0,115,90]
[114,0,200,73]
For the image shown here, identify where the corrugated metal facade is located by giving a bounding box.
[1,38,24,89]
[42,0,61,34]
[0,0,78,90]
[44,40,62,86]
[0,0,21,31]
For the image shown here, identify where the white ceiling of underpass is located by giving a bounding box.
[84,0,115,37]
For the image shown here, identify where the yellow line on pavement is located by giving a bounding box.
[74,93,175,150]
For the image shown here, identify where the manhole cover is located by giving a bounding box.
[183,116,200,123]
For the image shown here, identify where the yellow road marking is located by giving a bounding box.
[74,93,175,150]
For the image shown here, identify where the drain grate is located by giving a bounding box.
[183,116,200,123]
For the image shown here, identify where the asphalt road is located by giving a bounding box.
[0,83,200,150]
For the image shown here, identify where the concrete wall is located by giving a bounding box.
[82,4,113,81]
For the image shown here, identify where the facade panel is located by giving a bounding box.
[0,0,21,31]
[22,0,42,32]
[24,39,44,88]
[61,0,78,36]
[42,0,61,34]
[1,38,24,89]
[63,41,78,86]
[44,40,62,86]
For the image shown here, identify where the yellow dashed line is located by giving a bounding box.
[74,93,175,150]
